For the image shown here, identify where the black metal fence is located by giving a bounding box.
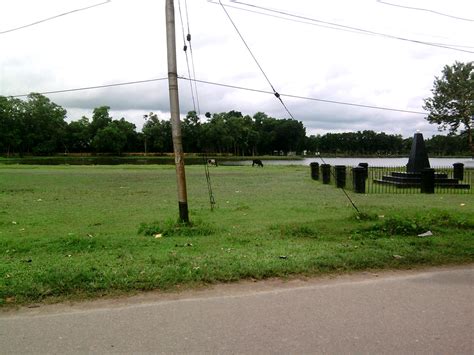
[309,162,472,194]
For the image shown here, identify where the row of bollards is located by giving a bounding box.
[310,162,367,193]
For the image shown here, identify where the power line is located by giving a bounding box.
[0,0,112,35]
[210,0,474,49]
[7,75,427,116]
[208,0,376,37]
[229,0,474,53]
[215,2,369,213]
[8,77,168,98]
[178,76,427,115]
[427,42,474,49]
[317,154,360,214]
[377,0,474,22]
[205,0,362,211]
[209,0,361,211]
[214,1,474,53]
[217,0,295,119]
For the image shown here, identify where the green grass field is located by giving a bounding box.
[1,164,473,306]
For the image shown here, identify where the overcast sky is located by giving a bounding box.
[1,0,473,137]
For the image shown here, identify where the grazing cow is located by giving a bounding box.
[252,159,264,167]
[207,159,218,166]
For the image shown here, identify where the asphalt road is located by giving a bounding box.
[1,266,473,354]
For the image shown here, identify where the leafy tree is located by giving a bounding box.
[90,106,112,138]
[0,96,23,156]
[425,134,469,156]
[182,111,202,153]
[90,117,139,155]
[4,98,464,157]
[226,114,249,155]
[142,112,157,154]
[201,113,232,153]
[254,114,277,154]
[142,113,173,153]
[91,123,126,155]
[423,61,474,156]
[305,135,321,154]
[19,93,67,155]
[313,130,404,155]
[273,119,306,154]
[114,118,139,152]
[65,117,91,153]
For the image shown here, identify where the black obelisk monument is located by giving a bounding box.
[406,132,430,173]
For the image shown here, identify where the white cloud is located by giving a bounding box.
[1,0,472,137]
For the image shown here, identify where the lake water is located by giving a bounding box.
[222,157,474,168]
[2,156,473,167]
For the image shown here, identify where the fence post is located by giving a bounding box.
[453,163,464,181]
[321,164,331,184]
[335,165,346,188]
[421,168,435,194]
[353,166,366,193]
[310,162,319,180]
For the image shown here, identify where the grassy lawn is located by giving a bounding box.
[1,164,473,306]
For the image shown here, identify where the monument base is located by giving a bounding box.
[374,171,470,189]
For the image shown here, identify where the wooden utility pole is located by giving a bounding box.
[165,0,189,223]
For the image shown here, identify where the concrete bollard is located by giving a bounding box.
[352,166,366,193]
[335,165,346,188]
[358,162,369,180]
[421,168,435,194]
[321,164,331,184]
[310,162,320,180]
[453,163,464,181]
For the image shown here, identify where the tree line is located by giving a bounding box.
[0,93,470,157]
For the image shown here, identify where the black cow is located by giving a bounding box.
[252,159,264,167]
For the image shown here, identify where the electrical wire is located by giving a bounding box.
[0,0,112,35]
[317,155,360,214]
[6,74,421,213]
[217,0,295,119]
[213,1,474,54]
[178,76,427,115]
[7,75,427,115]
[208,0,370,37]
[8,77,168,98]
[377,0,474,22]
[217,1,361,213]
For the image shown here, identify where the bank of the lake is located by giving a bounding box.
[1,155,473,167]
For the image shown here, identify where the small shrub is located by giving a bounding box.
[364,216,428,236]
[272,223,319,239]
[426,211,474,230]
[352,212,378,221]
[354,210,473,239]
[138,219,216,237]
